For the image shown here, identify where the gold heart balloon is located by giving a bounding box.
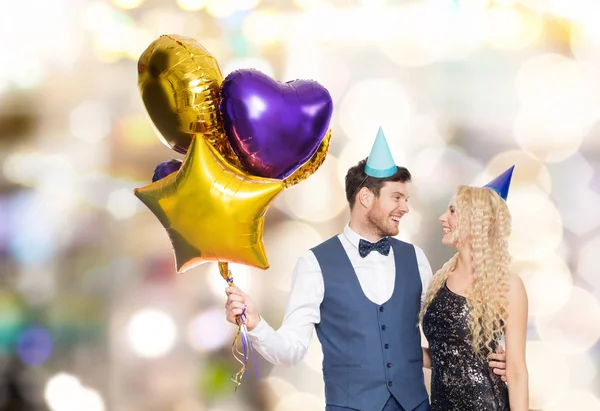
[138,34,242,168]
[283,128,331,188]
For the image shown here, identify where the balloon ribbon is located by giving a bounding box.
[219,262,259,391]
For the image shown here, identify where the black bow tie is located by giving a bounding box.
[358,237,391,258]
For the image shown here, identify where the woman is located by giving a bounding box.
[420,177,529,410]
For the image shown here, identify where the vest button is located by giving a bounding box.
[388,381,393,387]
[387,362,393,368]
[384,343,390,349]
[379,306,384,312]
[381,325,387,331]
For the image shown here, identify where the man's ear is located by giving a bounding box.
[358,187,374,208]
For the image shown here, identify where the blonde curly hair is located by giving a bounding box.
[420,185,512,357]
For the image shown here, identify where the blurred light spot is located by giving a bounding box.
[485,6,542,50]
[0,289,27,350]
[508,188,563,261]
[546,390,600,411]
[139,8,198,37]
[393,209,421,244]
[3,152,74,187]
[408,115,448,150]
[514,54,600,162]
[548,0,600,22]
[282,156,346,223]
[0,198,8,249]
[0,58,44,90]
[515,53,566,103]
[127,309,177,358]
[264,376,298,400]
[106,188,138,220]
[566,353,598,392]
[45,373,81,411]
[90,8,139,61]
[187,307,233,352]
[173,398,205,411]
[112,0,143,9]
[80,388,105,411]
[378,5,448,67]
[386,4,486,64]
[283,40,350,102]
[70,101,111,143]
[0,0,80,74]
[83,2,117,32]
[242,10,283,45]
[263,221,323,292]
[455,0,491,10]
[205,0,238,18]
[362,0,386,6]
[339,79,413,144]
[206,262,256,299]
[578,234,600,294]
[233,0,260,10]
[556,186,600,235]
[80,174,139,211]
[117,115,158,148]
[44,373,105,411]
[555,239,571,264]
[536,286,600,355]
[274,392,324,411]
[512,255,572,316]
[481,150,551,194]
[222,58,274,78]
[8,191,62,265]
[494,0,517,5]
[513,108,585,163]
[302,332,323,372]
[177,0,207,11]
[547,153,600,235]
[526,341,570,409]
[411,146,483,202]
[293,0,330,10]
[16,325,53,366]
[571,17,600,70]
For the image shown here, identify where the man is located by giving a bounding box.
[225,128,506,410]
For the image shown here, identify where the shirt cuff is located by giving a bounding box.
[247,316,271,341]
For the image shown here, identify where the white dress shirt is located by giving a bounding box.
[248,224,433,367]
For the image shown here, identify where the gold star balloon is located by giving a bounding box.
[134,135,284,273]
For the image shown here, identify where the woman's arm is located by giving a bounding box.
[505,273,529,410]
[422,346,431,369]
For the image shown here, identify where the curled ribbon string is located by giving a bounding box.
[219,262,259,390]
[239,307,259,380]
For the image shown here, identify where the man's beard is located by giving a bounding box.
[366,210,397,237]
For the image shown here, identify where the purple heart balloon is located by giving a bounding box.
[220,69,333,180]
[152,159,182,182]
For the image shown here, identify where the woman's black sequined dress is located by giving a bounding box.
[423,282,510,411]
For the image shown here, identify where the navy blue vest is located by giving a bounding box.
[312,236,428,411]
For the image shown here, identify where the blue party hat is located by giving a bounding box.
[365,127,397,178]
[483,165,515,201]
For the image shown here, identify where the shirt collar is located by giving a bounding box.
[343,222,386,251]
[344,222,392,250]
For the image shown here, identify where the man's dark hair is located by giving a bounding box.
[345,158,412,209]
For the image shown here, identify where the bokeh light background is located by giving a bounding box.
[0,0,599,410]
